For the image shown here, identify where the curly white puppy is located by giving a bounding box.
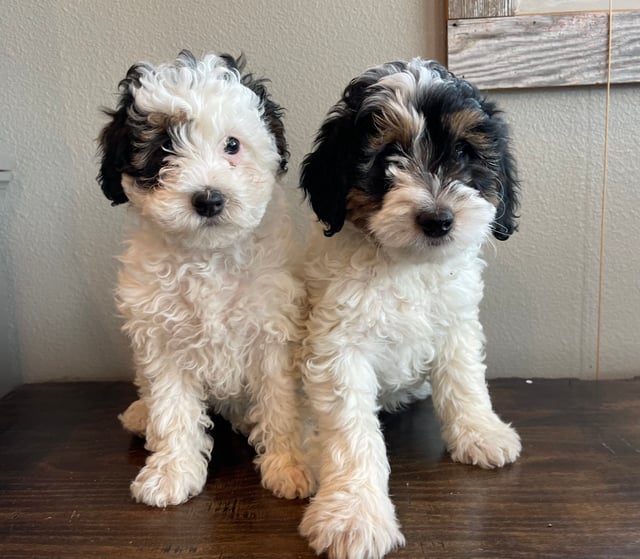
[298,59,522,558]
[97,50,312,508]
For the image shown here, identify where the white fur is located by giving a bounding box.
[299,220,521,558]
[112,55,313,507]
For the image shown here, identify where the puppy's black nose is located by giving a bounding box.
[192,189,225,217]
[418,209,454,238]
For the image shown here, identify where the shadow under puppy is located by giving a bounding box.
[97,50,312,507]
[298,59,521,559]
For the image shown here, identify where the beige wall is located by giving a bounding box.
[483,85,640,380]
[0,0,637,392]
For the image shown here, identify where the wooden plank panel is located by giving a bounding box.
[449,0,514,19]
[448,11,640,89]
[516,0,640,15]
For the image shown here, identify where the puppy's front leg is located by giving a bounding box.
[431,320,521,469]
[249,340,315,500]
[130,374,213,507]
[118,376,151,439]
[300,349,405,559]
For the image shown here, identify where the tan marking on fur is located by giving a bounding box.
[346,189,383,232]
[448,109,483,136]
[147,110,189,128]
[447,109,494,150]
[370,101,424,150]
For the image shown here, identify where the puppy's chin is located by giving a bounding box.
[375,235,482,267]
[378,237,459,265]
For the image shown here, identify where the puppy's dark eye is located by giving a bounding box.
[224,137,240,155]
[454,141,470,162]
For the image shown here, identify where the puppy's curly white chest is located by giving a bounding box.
[117,240,272,397]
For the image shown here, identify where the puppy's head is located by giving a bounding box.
[301,58,519,258]
[98,50,288,248]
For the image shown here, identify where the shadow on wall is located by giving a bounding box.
[1,191,22,396]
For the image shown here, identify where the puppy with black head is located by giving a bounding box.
[98,51,312,508]
[299,59,521,558]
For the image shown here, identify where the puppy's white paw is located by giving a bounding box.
[447,416,521,469]
[259,452,316,499]
[130,454,207,507]
[118,399,148,437]
[300,490,405,559]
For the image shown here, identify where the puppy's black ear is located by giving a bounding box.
[300,109,356,236]
[479,98,520,241]
[97,76,138,205]
[263,96,289,174]
[302,74,379,236]
[237,57,289,175]
[254,84,288,174]
[492,143,519,240]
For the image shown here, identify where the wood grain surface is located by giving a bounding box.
[448,0,514,20]
[447,11,640,89]
[1,379,639,558]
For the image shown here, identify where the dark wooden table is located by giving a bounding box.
[1,379,639,558]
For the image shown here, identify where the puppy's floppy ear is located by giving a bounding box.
[492,139,520,241]
[97,69,141,206]
[252,82,289,174]
[478,97,520,241]
[300,111,355,236]
[301,75,377,236]
[234,54,289,174]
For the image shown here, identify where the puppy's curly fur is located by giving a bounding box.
[97,51,312,507]
[298,58,521,559]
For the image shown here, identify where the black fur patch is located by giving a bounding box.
[239,69,289,173]
[97,62,170,205]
